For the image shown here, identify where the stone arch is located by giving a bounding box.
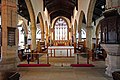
[45,21,48,44]
[25,0,36,50]
[21,19,28,37]
[74,19,77,42]
[53,17,69,29]
[87,0,97,26]
[78,11,86,41]
[53,17,69,40]
[37,12,45,41]
[71,25,73,37]
[86,0,97,49]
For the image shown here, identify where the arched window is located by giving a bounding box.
[81,29,86,38]
[54,18,68,40]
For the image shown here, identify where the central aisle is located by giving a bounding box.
[18,61,112,80]
[18,53,113,80]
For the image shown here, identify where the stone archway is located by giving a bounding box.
[22,20,28,37]
[37,12,45,42]
[73,20,77,53]
[78,11,86,41]
[73,20,77,42]
[25,0,36,50]
[53,17,69,40]
[45,21,48,45]
[18,19,28,46]
[86,0,97,49]
[87,0,97,26]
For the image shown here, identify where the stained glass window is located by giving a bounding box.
[54,18,68,40]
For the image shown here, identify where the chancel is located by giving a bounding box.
[0,0,120,80]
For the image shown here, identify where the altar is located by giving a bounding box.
[48,46,74,57]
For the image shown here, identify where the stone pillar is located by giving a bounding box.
[53,28,55,40]
[45,21,48,46]
[78,30,81,42]
[49,25,52,46]
[25,0,36,50]
[67,28,69,40]
[71,25,73,46]
[73,25,77,53]
[0,0,18,79]
[78,23,82,42]
[86,26,93,50]
[41,32,44,41]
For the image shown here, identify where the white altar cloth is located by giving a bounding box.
[48,46,74,57]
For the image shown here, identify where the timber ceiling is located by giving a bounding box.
[93,0,106,24]
[17,0,105,24]
[43,0,78,21]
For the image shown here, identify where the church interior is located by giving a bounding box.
[0,0,120,80]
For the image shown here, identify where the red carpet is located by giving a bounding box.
[17,64,51,67]
[70,64,95,67]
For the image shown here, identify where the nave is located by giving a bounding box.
[18,55,112,80]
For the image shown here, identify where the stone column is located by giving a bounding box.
[73,26,77,53]
[78,30,81,42]
[71,25,73,46]
[86,26,93,50]
[0,0,18,80]
[67,28,69,40]
[78,24,82,42]
[25,0,36,50]
[41,32,44,41]
[45,21,48,46]
[53,28,55,40]
[49,25,52,46]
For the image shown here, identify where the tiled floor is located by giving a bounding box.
[18,55,113,80]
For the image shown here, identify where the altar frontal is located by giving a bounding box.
[48,46,74,57]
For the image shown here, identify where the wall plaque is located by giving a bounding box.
[7,27,16,46]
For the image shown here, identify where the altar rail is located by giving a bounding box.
[52,40,70,46]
